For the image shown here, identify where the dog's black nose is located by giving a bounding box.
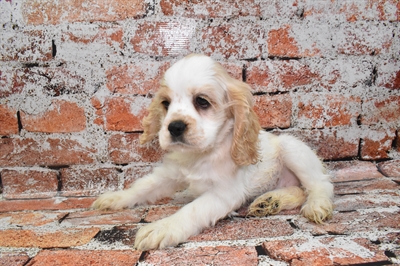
[168,120,187,138]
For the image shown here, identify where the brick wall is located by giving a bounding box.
[0,0,399,199]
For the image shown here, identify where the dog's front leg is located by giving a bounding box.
[134,189,244,250]
[92,165,184,210]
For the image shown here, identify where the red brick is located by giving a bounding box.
[62,24,123,49]
[361,129,396,160]
[201,22,263,59]
[60,167,119,197]
[106,62,170,95]
[27,250,141,266]
[64,209,145,226]
[12,67,86,97]
[304,0,400,22]
[245,62,272,92]
[334,178,398,195]
[377,60,400,89]
[336,22,393,55]
[131,21,196,56]
[0,137,95,167]
[361,95,400,127]
[0,197,95,213]
[144,246,258,266]
[296,211,400,236]
[0,30,52,62]
[108,133,163,164]
[1,168,58,199]
[0,212,67,227]
[189,218,294,242]
[0,227,99,248]
[267,25,321,58]
[0,252,30,266]
[285,129,359,160]
[93,96,150,132]
[0,69,17,98]
[253,94,292,129]
[123,164,154,189]
[327,161,384,182]
[263,237,389,265]
[246,60,318,92]
[144,206,181,222]
[218,61,243,81]
[334,194,399,212]
[21,0,147,25]
[297,94,361,128]
[378,159,400,177]
[160,0,261,18]
[0,104,18,135]
[21,100,86,133]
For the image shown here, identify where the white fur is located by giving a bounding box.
[93,54,334,251]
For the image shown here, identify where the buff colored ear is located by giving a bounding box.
[139,93,165,145]
[227,78,261,166]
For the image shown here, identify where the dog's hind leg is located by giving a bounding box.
[277,134,334,224]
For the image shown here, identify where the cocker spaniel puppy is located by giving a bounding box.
[93,54,334,251]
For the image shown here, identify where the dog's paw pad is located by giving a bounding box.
[248,196,281,217]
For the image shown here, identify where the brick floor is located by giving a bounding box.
[0,161,399,265]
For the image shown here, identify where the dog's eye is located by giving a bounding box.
[195,96,210,110]
[161,100,170,110]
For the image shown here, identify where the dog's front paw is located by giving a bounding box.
[134,219,187,251]
[301,197,333,224]
[92,191,131,210]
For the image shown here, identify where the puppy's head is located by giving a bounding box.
[140,54,261,166]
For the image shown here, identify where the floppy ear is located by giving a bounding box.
[226,77,261,166]
[139,92,165,145]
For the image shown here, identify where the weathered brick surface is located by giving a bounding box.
[21,0,147,25]
[297,93,361,129]
[64,209,145,226]
[92,96,150,132]
[378,159,400,177]
[361,95,400,127]
[0,104,18,135]
[161,0,261,18]
[108,133,163,164]
[0,227,99,248]
[263,237,390,266]
[361,129,396,160]
[131,21,196,56]
[283,129,359,160]
[303,0,400,22]
[328,161,384,182]
[189,218,294,242]
[144,246,258,266]
[144,205,181,222]
[253,94,292,129]
[105,61,169,95]
[0,252,30,266]
[11,67,86,97]
[0,30,52,62]
[1,168,58,199]
[60,167,119,196]
[27,250,141,266]
[0,197,95,213]
[0,212,67,227]
[21,100,86,133]
[267,25,326,58]
[201,22,263,59]
[0,137,95,167]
